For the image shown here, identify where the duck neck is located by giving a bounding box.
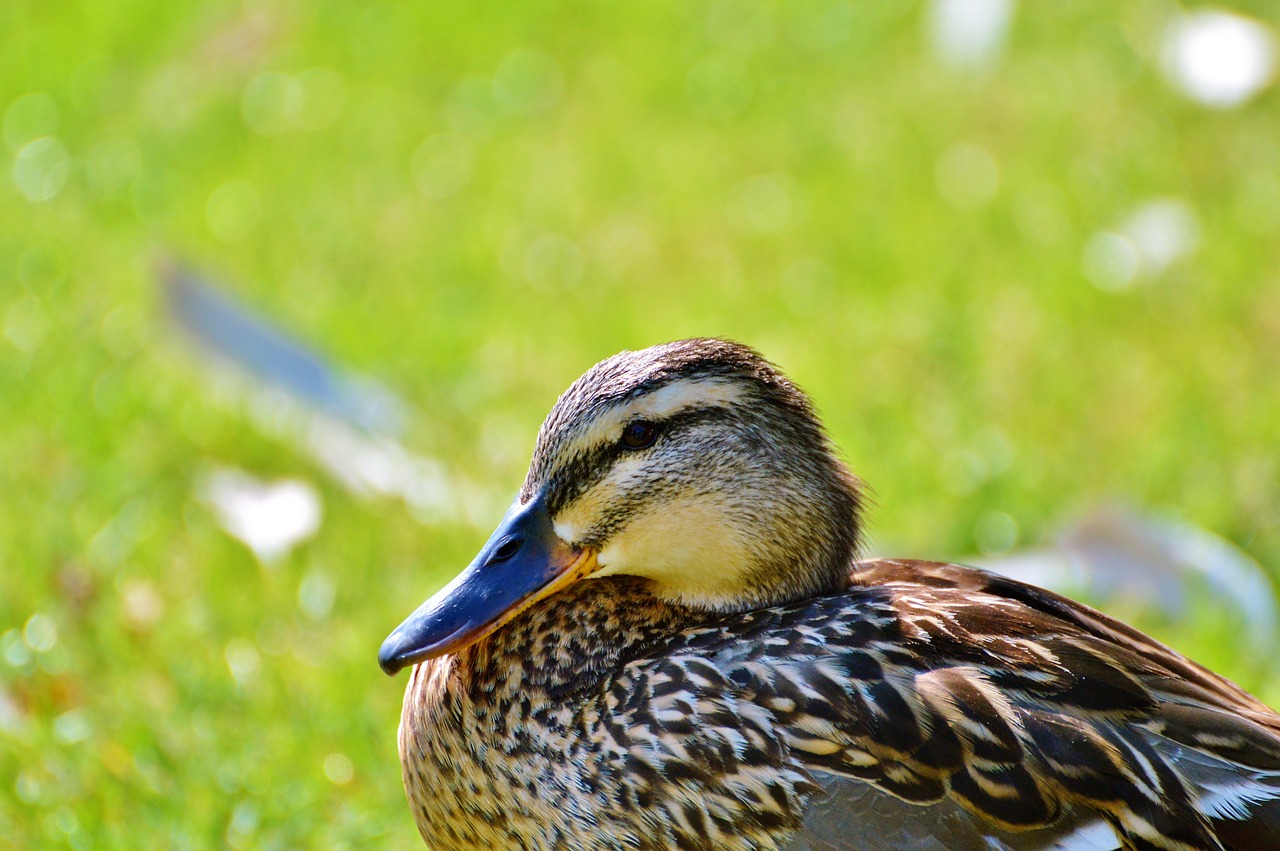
[427,576,698,710]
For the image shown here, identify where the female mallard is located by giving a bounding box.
[379,338,1280,850]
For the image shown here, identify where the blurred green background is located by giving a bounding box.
[3,0,1279,847]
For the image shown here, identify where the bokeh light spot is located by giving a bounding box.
[1084,198,1199,290]
[14,772,41,805]
[1162,10,1276,108]
[5,294,50,353]
[323,752,354,785]
[2,630,33,668]
[225,639,261,687]
[927,0,1014,71]
[52,709,93,745]
[1121,198,1199,275]
[225,801,259,848]
[201,468,322,563]
[22,613,57,653]
[1083,232,1139,291]
[121,580,164,630]
[13,137,71,202]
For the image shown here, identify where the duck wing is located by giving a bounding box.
[612,559,1280,850]
[788,769,1122,850]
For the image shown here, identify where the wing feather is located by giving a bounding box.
[624,559,1280,850]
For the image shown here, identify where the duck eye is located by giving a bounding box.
[621,420,659,450]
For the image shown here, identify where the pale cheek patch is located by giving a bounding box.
[553,493,604,545]
[592,495,754,607]
[552,457,648,544]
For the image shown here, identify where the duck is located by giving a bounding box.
[378,338,1280,851]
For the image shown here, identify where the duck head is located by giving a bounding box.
[379,339,863,674]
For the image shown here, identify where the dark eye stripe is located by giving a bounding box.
[543,406,729,514]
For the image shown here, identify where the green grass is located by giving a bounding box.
[3,0,1280,846]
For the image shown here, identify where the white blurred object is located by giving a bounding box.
[305,416,459,522]
[927,0,1015,70]
[1120,199,1200,275]
[200,467,322,563]
[1083,198,1200,291]
[978,507,1278,654]
[1162,10,1276,108]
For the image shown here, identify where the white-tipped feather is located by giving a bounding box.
[1038,819,1122,850]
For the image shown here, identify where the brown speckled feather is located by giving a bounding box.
[399,562,1280,850]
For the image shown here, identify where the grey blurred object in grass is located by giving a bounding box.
[164,263,467,544]
[165,264,406,437]
[977,507,1278,656]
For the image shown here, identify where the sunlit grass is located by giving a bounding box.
[3,1,1279,846]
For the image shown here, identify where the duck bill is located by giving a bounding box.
[378,491,596,675]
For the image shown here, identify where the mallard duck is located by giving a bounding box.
[379,338,1280,850]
